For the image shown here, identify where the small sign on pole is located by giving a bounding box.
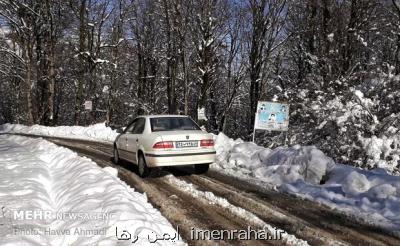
[198,107,207,121]
[253,101,289,142]
[84,100,93,111]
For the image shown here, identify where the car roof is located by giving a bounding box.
[138,114,190,119]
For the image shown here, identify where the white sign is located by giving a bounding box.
[198,107,207,120]
[254,101,289,131]
[84,100,93,111]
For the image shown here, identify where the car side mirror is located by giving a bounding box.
[116,128,123,134]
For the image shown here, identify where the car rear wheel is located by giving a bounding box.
[193,164,210,174]
[113,145,120,164]
[138,154,150,178]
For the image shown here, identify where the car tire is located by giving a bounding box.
[193,164,210,174]
[138,153,150,178]
[113,145,120,164]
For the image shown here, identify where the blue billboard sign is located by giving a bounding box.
[254,101,289,131]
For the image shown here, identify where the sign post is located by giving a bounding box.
[252,114,257,143]
[198,107,207,121]
[253,101,289,143]
[84,100,93,111]
[83,100,93,125]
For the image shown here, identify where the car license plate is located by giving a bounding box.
[176,141,198,148]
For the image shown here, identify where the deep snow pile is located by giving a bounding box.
[214,133,400,231]
[0,135,184,245]
[0,123,118,143]
[214,133,335,185]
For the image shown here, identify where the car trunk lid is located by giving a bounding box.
[154,131,213,150]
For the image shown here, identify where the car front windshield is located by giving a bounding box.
[150,117,200,132]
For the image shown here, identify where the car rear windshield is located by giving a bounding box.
[150,117,201,132]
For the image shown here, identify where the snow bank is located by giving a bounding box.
[0,123,118,143]
[214,133,334,185]
[0,135,184,245]
[214,133,400,231]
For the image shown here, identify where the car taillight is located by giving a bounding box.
[153,141,174,149]
[200,139,214,147]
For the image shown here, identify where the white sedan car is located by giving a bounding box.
[113,115,216,177]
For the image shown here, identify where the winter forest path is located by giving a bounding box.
[6,133,400,246]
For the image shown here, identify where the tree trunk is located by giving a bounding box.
[207,84,218,133]
[395,34,400,75]
[25,42,35,125]
[74,0,87,125]
[46,0,56,126]
[182,49,189,115]
[343,0,357,73]
[164,0,177,114]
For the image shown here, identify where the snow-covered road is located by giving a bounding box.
[14,134,399,246]
[2,121,400,245]
[0,135,184,246]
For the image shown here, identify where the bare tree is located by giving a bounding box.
[248,0,287,130]
[392,0,400,74]
[217,6,247,132]
[71,0,88,125]
[0,0,42,124]
[190,0,227,130]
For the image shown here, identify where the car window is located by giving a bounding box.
[124,119,137,133]
[150,117,200,132]
[132,118,145,134]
